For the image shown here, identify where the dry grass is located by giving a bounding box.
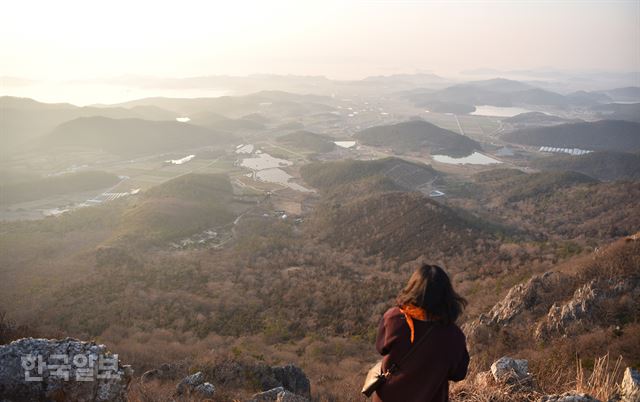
[576,353,624,401]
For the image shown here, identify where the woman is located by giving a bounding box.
[373,264,469,402]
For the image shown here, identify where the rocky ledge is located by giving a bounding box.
[0,337,133,402]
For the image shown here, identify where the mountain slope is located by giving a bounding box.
[45,116,232,156]
[502,120,640,152]
[404,79,602,110]
[112,173,235,246]
[301,157,439,191]
[354,120,481,157]
[277,131,336,153]
[311,190,498,263]
[531,151,640,181]
[503,112,581,127]
[464,235,640,378]
[449,169,640,242]
[0,171,120,205]
[0,96,178,152]
[110,91,335,118]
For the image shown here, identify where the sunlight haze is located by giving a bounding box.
[2,0,638,81]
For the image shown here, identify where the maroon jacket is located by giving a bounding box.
[372,307,469,402]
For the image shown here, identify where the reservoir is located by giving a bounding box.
[471,105,534,117]
[432,152,502,165]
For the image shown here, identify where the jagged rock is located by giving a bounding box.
[621,367,640,402]
[535,281,598,339]
[490,356,530,385]
[176,371,205,395]
[206,360,309,395]
[536,278,640,340]
[538,392,600,402]
[486,272,563,326]
[272,364,311,397]
[463,272,566,347]
[0,337,132,402]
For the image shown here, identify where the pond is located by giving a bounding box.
[471,105,534,117]
[334,141,356,149]
[432,152,502,165]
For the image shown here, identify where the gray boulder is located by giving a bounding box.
[176,371,205,395]
[538,392,600,402]
[249,387,309,402]
[0,337,132,402]
[194,382,215,398]
[490,356,530,385]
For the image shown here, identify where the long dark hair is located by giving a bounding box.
[396,264,467,324]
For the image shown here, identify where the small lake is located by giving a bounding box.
[334,141,356,149]
[433,152,502,165]
[471,105,534,117]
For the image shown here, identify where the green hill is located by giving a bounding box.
[455,169,640,241]
[301,157,439,191]
[531,151,640,181]
[189,111,265,132]
[590,103,640,123]
[0,171,120,205]
[502,120,640,152]
[310,190,498,263]
[110,91,335,118]
[405,79,614,110]
[113,173,235,246]
[45,116,233,156]
[276,131,336,153]
[504,112,581,126]
[0,96,177,153]
[354,120,481,157]
[475,169,598,202]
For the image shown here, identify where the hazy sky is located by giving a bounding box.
[1,0,639,80]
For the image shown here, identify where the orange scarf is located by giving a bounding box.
[399,304,427,343]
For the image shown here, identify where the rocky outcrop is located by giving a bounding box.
[538,392,600,402]
[203,359,310,397]
[463,271,567,349]
[0,337,132,402]
[490,356,531,386]
[536,277,640,340]
[272,364,311,398]
[175,371,215,398]
[483,272,564,326]
[535,281,598,339]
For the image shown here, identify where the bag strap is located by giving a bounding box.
[387,322,438,374]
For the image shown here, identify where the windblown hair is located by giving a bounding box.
[396,264,467,324]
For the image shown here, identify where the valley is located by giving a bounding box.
[1,74,639,402]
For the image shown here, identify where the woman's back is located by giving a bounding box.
[372,305,469,401]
